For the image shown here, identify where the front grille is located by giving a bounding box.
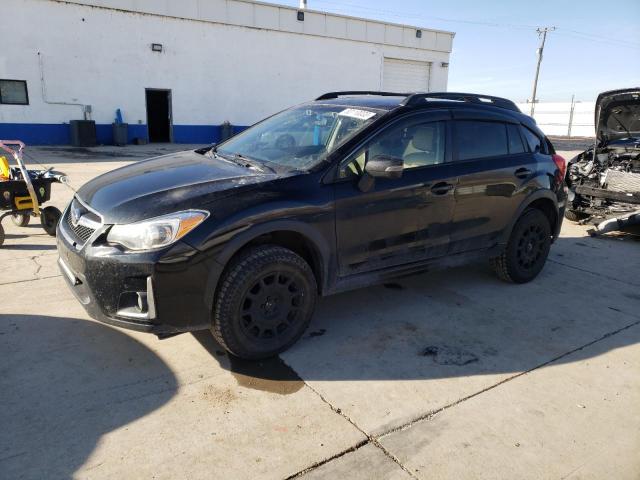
[65,208,96,242]
[62,198,101,245]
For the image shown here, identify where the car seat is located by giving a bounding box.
[403,125,441,168]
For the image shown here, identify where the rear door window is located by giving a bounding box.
[507,124,526,154]
[455,120,508,161]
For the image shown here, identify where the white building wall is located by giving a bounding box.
[0,0,453,144]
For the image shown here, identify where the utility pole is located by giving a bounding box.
[568,94,576,137]
[529,26,555,117]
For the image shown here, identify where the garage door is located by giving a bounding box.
[383,58,431,93]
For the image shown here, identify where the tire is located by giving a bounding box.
[564,209,587,222]
[491,209,552,284]
[40,206,62,236]
[0,223,4,247]
[11,213,30,227]
[212,245,317,360]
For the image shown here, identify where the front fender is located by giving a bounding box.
[200,217,335,313]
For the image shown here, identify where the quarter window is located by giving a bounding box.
[455,121,508,160]
[340,119,446,177]
[521,127,543,153]
[0,80,29,105]
[507,124,526,154]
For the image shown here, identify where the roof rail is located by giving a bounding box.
[315,91,410,101]
[314,91,521,113]
[401,92,521,112]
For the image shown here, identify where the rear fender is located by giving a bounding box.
[499,189,560,244]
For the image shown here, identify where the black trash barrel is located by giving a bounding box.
[112,123,128,146]
[70,120,97,147]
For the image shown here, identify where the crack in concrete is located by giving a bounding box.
[283,439,369,480]
[0,251,59,285]
[291,382,421,480]
[286,318,640,479]
[31,255,44,277]
[548,258,640,287]
[0,274,62,286]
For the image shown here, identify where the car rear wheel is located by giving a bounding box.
[212,245,317,360]
[11,213,30,227]
[491,209,551,284]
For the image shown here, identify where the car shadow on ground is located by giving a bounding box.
[193,235,639,391]
[0,314,178,480]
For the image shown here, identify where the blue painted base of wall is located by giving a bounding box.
[0,123,248,146]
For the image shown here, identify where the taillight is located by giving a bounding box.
[552,154,566,181]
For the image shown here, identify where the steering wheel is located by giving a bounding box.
[275,134,296,150]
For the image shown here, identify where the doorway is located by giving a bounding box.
[145,89,172,142]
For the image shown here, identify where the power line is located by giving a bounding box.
[310,0,640,49]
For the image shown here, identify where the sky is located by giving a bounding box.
[276,0,640,103]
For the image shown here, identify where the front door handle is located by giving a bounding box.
[514,167,533,179]
[431,182,454,195]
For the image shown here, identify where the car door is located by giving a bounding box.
[448,110,537,254]
[332,111,457,275]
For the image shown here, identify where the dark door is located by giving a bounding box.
[146,89,172,143]
[334,113,457,275]
[448,114,537,254]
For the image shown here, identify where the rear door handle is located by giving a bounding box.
[514,167,533,179]
[430,182,454,195]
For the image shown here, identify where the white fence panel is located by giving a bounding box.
[516,102,595,137]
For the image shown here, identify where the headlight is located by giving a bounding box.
[107,210,208,251]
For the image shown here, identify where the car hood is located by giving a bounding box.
[76,150,278,223]
[595,88,640,143]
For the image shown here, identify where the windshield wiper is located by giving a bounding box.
[195,144,217,156]
[229,153,276,174]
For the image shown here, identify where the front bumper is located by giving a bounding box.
[56,215,224,335]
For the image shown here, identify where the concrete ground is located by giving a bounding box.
[0,145,638,480]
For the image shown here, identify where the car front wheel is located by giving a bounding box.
[491,208,552,283]
[212,245,317,360]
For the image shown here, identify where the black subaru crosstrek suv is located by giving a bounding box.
[57,92,567,359]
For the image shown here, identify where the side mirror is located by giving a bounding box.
[365,155,404,179]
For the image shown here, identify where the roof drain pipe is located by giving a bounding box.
[37,52,89,120]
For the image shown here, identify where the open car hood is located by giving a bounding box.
[595,88,640,143]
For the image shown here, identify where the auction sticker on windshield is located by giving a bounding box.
[339,108,377,120]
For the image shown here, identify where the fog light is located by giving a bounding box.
[137,292,148,313]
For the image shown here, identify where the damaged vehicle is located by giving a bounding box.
[565,88,640,234]
[57,91,566,359]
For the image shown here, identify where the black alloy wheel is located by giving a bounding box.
[212,245,317,359]
[491,208,552,283]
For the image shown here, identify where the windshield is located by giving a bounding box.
[215,104,381,171]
